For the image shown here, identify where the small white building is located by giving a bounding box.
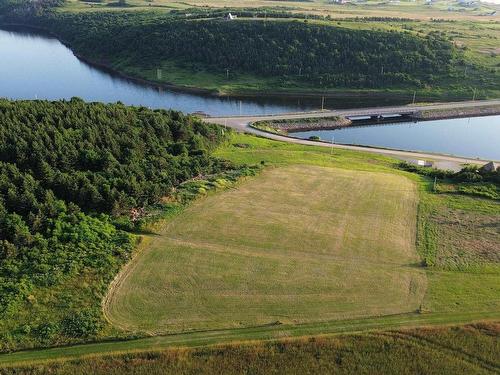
[410,159,434,167]
[224,13,237,20]
[481,161,499,173]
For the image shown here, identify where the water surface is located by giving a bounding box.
[293,116,500,161]
[1,26,499,160]
[0,27,406,116]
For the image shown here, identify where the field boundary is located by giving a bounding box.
[102,235,155,334]
[101,168,264,334]
[1,311,499,368]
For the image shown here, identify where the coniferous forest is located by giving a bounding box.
[0,98,227,350]
[3,8,465,89]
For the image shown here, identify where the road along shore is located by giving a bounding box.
[207,99,500,170]
[250,103,500,134]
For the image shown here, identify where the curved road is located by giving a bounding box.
[208,99,500,170]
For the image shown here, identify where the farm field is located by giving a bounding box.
[62,0,500,22]
[105,164,425,333]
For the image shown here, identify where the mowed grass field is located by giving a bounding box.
[105,164,426,334]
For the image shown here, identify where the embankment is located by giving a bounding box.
[251,104,500,134]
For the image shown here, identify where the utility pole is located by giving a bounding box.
[412,90,416,105]
[321,96,325,111]
[472,88,477,101]
[381,66,384,75]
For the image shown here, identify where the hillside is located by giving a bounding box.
[25,15,460,87]
[1,0,498,98]
[0,131,498,370]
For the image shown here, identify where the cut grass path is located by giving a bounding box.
[1,311,498,368]
[105,165,426,334]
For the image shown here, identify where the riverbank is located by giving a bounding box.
[0,23,221,97]
[414,104,500,121]
[248,127,499,169]
[209,99,500,167]
[251,116,352,135]
[0,21,495,102]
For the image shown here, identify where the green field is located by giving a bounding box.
[105,164,425,333]
[0,132,498,369]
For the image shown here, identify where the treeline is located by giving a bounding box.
[170,7,326,20]
[399,161,500,183]
[0,98,227,350]
[399,162,500,200]
[0,98,225,213]
[0,0,61,18]
[2,7,465,89]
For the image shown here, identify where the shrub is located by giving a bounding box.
[35,322,61,342]
[61,310,102,338]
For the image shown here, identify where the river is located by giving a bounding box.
[0,26,406,116]
[292,116,500,161]
[1,26,499,160]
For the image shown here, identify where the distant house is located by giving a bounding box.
[409,159,434,167]
[480,161,499,173]
[224,13,237,20]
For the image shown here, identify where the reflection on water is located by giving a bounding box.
[3,26,496,160]
[293,116,500,160]
[0,27,408,116]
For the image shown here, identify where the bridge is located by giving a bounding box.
[207,99,500,170]
[346,112,415,122]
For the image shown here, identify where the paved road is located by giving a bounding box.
[208,99,500,170]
